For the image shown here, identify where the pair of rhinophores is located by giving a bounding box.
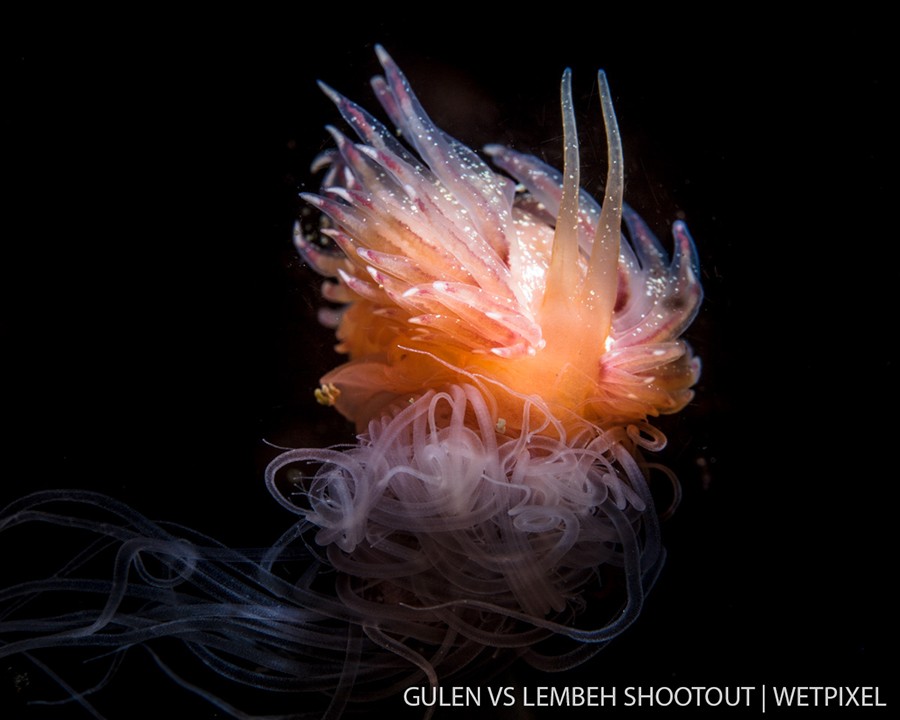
[1,47,702,717]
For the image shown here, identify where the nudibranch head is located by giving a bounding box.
[297,45,702,436]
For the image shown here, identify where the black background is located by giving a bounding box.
[4,11,893,719]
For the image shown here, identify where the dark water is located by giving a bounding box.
[5,18,892,719]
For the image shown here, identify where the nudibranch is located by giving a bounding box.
[294,48,700,438]
[268,45,702,676]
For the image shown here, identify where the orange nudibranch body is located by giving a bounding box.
[298,46,702,437]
